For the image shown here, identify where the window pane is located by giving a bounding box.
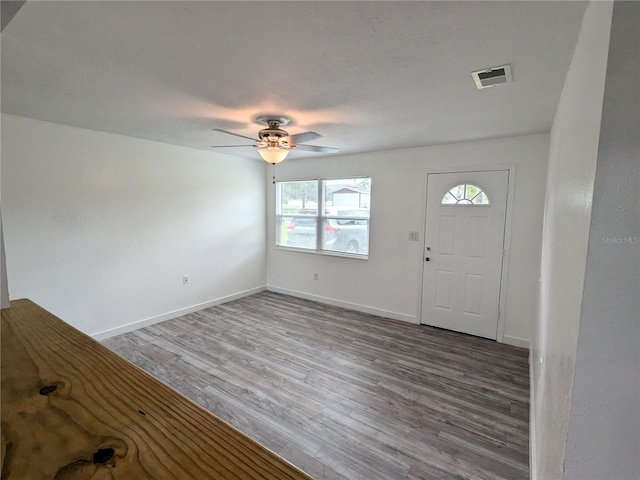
[324,178,371,210]
[471,191,489,205]
[450,184,466,200]
[282,216,317,250]
[323,217,369,255]
[277,180,319,249]
[322,178,371,256]
[278,180,318,214]
[442,192,457,204]
[466,184,480,199]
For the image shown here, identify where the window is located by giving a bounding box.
[441,183,489,205]
[276,178,371,257]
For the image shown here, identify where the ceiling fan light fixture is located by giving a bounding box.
[211,114,338,161]
[258,146,289,165]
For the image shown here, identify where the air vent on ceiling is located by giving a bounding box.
[471,64,512,89]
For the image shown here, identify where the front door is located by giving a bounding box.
[421,170,509,339]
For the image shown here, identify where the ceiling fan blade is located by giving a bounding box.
[288,131,321,144]
[294,144,340,153]
[212,128,259,142]
[210,144,256,148]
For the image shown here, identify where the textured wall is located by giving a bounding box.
[564,2,640,478]
[532,2,613,478]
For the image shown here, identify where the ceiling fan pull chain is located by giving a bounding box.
[272,164,276,185]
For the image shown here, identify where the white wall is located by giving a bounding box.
[267,133,549,347]
[1,114,267,336]
[563,2,639,478]
[531,2,613,479]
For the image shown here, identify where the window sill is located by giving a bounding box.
[275,245,369,260]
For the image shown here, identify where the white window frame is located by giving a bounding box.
[440,182,490,206]
[275,177,371,259]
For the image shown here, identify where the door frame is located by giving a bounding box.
[416,163,517,343]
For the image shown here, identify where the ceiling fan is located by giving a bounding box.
[211,115,339,165]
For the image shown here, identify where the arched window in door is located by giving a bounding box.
[441,183,490,205]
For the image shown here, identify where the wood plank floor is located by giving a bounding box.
[103,291,530,480]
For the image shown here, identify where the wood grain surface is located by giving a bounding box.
[104,291,530,480]
[1,298,312,480]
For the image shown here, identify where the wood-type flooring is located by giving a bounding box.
[103,291,529,480]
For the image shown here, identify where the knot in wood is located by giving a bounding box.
[92,448,115,464]
[39,385,57,396]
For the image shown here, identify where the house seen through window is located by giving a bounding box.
[276,177,371,257]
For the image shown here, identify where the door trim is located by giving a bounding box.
[417,163,517,343]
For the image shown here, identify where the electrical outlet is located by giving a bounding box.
[313,273,319,281]
[408,231,419,241]
[183,275,190,285]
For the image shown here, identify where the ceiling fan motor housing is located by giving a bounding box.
[258,119,293,148]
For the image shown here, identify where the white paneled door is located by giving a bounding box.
[421,170,509,339]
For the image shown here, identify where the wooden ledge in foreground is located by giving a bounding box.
[1,298,313,480]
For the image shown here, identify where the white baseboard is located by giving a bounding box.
[266,285,418,324]
[529,348,537,480]
[92,286,267,340]
[502,335,531,349]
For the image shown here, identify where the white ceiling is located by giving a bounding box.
[1,1,587,160]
